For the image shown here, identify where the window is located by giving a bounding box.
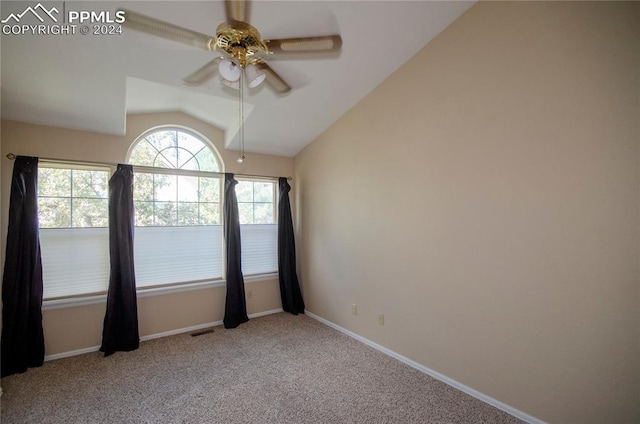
[236,179,278,276]
[37,127,279,301]
[128,128,223,288]
[38,164,110,299]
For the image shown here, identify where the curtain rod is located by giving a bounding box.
[5,153,292,181]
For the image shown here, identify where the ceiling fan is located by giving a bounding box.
[119,0,343,94]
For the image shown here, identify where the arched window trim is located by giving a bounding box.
[126,125,224,173]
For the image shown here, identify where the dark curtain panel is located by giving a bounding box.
[223,173,249,329]
[1,156,45,377]
[100,164,139,357]
[277,178,305,315]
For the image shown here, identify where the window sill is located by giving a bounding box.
[42,272,279,311]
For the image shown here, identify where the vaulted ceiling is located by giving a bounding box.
[1,1,473,156]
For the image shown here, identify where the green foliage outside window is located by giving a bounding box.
[38,167,109,228]
[129,128,222,227]
[236,181,275,224]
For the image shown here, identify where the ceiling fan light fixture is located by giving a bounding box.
[218,59,241,82]
[245,63,266,88]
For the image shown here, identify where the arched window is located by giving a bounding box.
[128,127,224,288]
[128,128,220,172]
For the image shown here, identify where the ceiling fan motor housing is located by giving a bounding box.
[215,21,268,68]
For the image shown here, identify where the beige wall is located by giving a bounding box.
[294,2,639,423]
[1,112,293,355]
[42,280,281,354]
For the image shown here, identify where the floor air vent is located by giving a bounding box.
[191,329,215,337]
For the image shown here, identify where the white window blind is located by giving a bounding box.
[134,226,223,287]
[40,228,109,299]
[38,164,110,300]
[241,224,278,276]
[128,128,224,289]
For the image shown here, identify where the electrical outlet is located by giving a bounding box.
[352,304,357,316]
[378,313,384,325]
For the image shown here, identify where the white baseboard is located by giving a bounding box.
[247,308,284,319]
[305,311,545,424]
[44,308,283,362]
[45,345,101,361]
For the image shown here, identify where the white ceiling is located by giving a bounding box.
[1,1,473,157]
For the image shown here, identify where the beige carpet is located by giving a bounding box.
[1,313,523,423]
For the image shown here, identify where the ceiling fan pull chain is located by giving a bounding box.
[237,71,246,163]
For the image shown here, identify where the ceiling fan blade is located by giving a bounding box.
[183,58,223,85]
[255,62,291,94]
[264,35,342,54]
[225,0,251,23]
[119,9,216,51]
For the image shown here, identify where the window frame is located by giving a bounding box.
[131,166,224,227]
[128,126,225,290]
[236,177,279,277]
[37,161,113,300]
[235,177,278,225]
[126,125,223,173]
[39,126,281,309]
